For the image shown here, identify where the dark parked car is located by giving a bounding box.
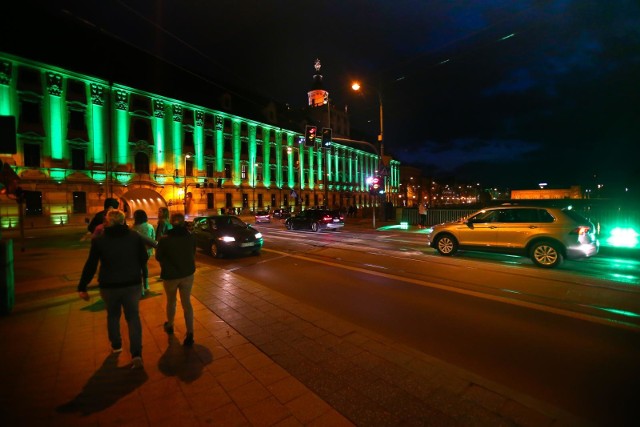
[272,208,291,219]
[284,209,344,232]
[425,205,599,268]
[192,215,263,258]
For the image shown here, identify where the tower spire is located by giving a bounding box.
[307,58,328,107]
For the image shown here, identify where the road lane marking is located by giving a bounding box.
[261,248,640,332]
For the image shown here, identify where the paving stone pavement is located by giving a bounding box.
[0,220,598,426]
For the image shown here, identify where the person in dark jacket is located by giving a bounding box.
[155,206,172,239]
[155,212,196,346]
[77,209,149,369]
[87,197,119,234]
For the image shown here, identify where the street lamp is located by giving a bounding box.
[184,152,193,215]
[352,81,388,208]
[351,82,384,160]
[325,99,331,208]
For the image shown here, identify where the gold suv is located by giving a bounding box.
[425,205,599,268]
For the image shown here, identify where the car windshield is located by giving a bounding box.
[227,216,247,227]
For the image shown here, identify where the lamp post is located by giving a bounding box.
[351,82,384,161]
[252,162,258,213]
[184,152,193,215]
[352,80,388,209]
[325,99,331,208]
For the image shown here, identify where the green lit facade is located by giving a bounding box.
[0,53,399,227]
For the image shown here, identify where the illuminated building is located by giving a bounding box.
[0,53,398,228]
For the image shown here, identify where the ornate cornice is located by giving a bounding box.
[153,100,165,118]
[90,84,104,106]
[172,104,183,122]
[46,72,63,96]
[195,110,204,127]
[0,61,11,85]
[115,89,129,111]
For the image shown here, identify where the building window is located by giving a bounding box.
[206,193,214,209]
[134,152,150,174]
[130,118,151,142]
[24,190,43,216]
[24,143,41,167]
[18,99,44,135]
[68,108,87,134]
[71,147,85,170]
[184,130,194,149]
[72,191,86,214]
[205,162,213,178]
[224,164,231,179]
[205,133,214,151]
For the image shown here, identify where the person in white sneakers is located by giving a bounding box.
[77,209,149,369]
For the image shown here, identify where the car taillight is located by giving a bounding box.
[571,226,590,235]
[322,215,332,222]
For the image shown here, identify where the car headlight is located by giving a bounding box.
[254,232,263,239]
[219,236,236,242]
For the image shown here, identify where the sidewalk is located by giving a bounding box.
[0,261,588,426]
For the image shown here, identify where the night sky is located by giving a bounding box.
[5,0,640,192]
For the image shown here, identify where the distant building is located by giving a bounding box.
[511,186,582,200]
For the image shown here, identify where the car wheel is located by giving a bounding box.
[311,222,319,232]
[285,222,292,230]
[210,242,222,258]
[252,250,260,256]
[435,234,458,256]
[530,241,562,268]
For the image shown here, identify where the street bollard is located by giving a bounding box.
[0,239,15,315]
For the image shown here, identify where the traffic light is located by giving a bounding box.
[304,125,317,147]
[369,176,381,196]
[321,127,332,147]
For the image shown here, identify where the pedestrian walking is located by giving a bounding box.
[87,197,119,234]
[90,205,115,239]
[156,206,172,239]
[418,202,428,229]
[155,212,197,346]
[77,209,149,369]
[132,209,157,296]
